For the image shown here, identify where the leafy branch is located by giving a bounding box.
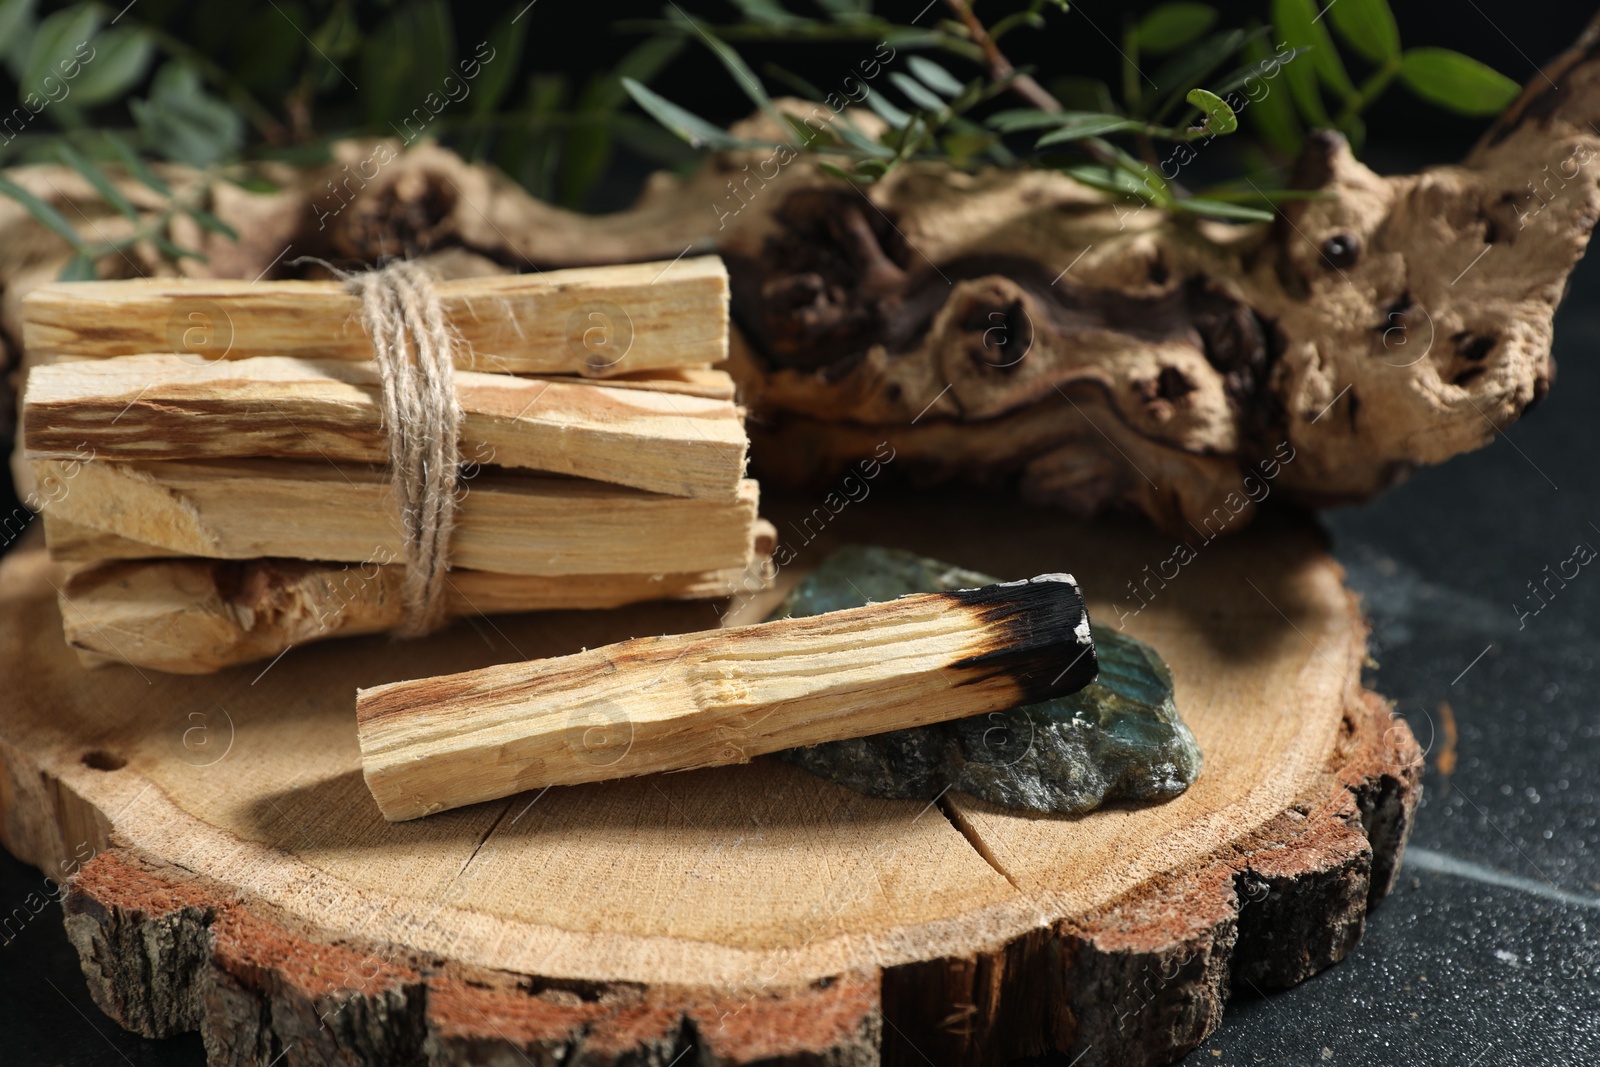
[623,0,1523,223]
[0,0,1525,278]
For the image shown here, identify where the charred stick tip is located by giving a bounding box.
[940,573,1098,704]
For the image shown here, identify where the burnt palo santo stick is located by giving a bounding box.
[356,574,1097,821]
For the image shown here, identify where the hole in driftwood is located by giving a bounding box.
[1320,233,1361,269]
[1156,366,1196,401]
[1455,333,1497,361]
[81,749,126,772]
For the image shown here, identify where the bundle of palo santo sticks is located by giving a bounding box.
[18,256,772,674]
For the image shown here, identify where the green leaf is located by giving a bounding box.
[471,8,530,116]
[988,108,1094,133]
[70,27,154,107]
[151,231,206,263]
[361,0,454,130]
[1272,0,1354,116]
[584,35,684,114]
[864,90,911,129]
[1035,115,1143,146]
[55,142,137,220]
[1146,28,1254,120]
[762,61,826,101]
[782,112,823,146]
[227,173,281,194]
[622,78,745,149]
[907,55,964,98]
[56,252,96,280]
[102,130,171,196]
[1343,111,1366,151]
[0,173,86,248]
[1398,48,1520,116]
[941,127,997,167]
[559,36,685,208]
[185,207,238,240]
[312,3,361,59]
[1326,0,1400,65]
[667,8,785,129]
[20,3,98,99]
[609,113,701,166]
[888,71,946,112]
[1172,197,1275,221]
[726,0,808,26]
[501,73,567,200]
[1239,35,1302,156]
[817,160,867,183]
[0,0,37,75]
[1135,3,1217,55]
[826,112,896,157]
[1186,88,1238,134]
[130,62,244,167]
[1062,163,1166,203]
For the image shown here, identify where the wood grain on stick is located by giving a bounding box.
[355,574,1096,820]
[34,456,760,577]
[22,257,728,376]
[561,365,734,399]
[24,355,747,498]
[56,520,777,673]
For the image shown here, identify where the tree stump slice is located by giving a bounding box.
[0,493,1420,1067]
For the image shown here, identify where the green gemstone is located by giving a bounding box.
[765,546,1203,814]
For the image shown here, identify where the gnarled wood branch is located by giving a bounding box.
[5,16,1598,533]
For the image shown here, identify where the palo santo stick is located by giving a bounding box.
[24,355,746,499]
[57,521,777,674]
[586,366,735,400]
[22,257,727,377]
[35,457,760,577]
[356,574,1097,820]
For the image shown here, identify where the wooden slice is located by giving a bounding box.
[0,493,1420,1067]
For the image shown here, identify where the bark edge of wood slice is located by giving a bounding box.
[0,496,1421,1067]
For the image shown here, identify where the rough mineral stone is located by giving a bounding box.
[767,546,1203,815]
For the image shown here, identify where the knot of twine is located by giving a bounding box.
[346,260,461,637]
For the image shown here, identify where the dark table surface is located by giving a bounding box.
[4,214,1598,1067]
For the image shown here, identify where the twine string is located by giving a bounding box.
[346,260,461,637]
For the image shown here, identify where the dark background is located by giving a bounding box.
[3,1,1599,1065]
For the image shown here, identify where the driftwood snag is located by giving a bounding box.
[0,494,1420,1066]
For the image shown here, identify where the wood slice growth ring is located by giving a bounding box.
[0,497,1419,1066]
